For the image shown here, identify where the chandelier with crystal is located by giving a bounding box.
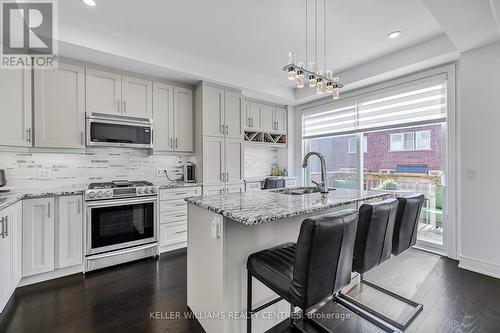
[283,0,343,100]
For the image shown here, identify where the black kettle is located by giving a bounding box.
[0,169,6,187]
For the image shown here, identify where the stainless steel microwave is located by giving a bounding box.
[86,115,153,149]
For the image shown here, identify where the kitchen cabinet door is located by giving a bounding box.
[153,82,174,151]
[225,138,243,184]
[57,195,83,269]
[86,68,122,116]
[202,136,225,186]
[122,76,153,119]
[34,63,85,148]
[224,91,243,139]
[174,87,193,152]
[275,107,287,133]
[0,69,31,147]
[243,100,252,129]
[23,198,55,277]
[203,86,225,137]
[260,103,275,132]
[0,207,13,313]
[249,102,262,130]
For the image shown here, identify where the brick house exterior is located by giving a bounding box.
[309,124,444,173]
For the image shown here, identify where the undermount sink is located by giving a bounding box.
[273,187,335,195]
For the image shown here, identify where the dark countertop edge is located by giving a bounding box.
[186,192,391,225]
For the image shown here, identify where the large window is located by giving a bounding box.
[302,73,449,248]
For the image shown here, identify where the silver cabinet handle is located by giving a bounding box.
[170,138,173,148]
[175,230,187,234]
[26,128,32,143]
[175,138,178,148]
[247,118,251,127]
[226,172,229,182]
[123,100,126,113]
[117,100,121,113]
[0,217,4,238]
[4,216,7,237]
[47,202,51,218]
[175,213,187,218]
[225,125,229,134]
[220,173,224,181]
[221,124,225,134]
[251,118,254,127]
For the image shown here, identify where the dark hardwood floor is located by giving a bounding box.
[2,248,500,333]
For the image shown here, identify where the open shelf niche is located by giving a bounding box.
[244,130,287,146]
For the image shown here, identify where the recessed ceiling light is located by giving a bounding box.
[387,31,402,39]
[82,0,96,7]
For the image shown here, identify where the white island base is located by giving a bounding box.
[187,202,358,333]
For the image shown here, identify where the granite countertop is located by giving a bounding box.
[157,182,201,189]
[0,188,84,211]
[186,188,390,225]
[0,181,202,211]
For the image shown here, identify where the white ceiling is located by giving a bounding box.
[57,0,499,104]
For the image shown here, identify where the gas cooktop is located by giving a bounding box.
[85,180,156,201]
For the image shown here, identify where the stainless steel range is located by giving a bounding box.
[84,180,158,272]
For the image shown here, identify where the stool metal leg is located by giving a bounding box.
[247,272,252,333]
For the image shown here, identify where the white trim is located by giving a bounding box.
[18,265,83,287]
[459,256,500,280]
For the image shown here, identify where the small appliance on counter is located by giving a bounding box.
[184,161,196,183]
[0,169,6,187]
[263,177,286,189]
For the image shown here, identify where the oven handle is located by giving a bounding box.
[85,196,158,208]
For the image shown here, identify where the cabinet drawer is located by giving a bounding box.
[245,182,262,191]
[160,223,187,246]
[159,200,187,213]
[160,187,201,200]
[160,211,188,224]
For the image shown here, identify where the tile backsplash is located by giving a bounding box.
[244,145,288,178]
[0,148,197,190]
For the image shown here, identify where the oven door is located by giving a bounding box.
[86,117,153,149]
[85,197,157,255]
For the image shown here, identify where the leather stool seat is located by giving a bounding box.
[247,243,296,299]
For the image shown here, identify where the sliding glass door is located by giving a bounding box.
[303,73,450,252]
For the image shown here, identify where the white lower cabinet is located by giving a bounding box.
[0,202,22,313]
[245,181,262,192]
[22,195,83,278]
[57,196,83,269]
[159,187,201,253]
[203,183,244,195]
[22,198,55,277]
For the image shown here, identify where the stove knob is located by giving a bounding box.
[150,187,156,194]
[144,188,150,194]
[88,191,96,199]
[97,191,104,198]
[105,190,112,197]
[138,188,144,194]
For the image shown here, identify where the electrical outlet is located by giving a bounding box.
[37,168,52,180]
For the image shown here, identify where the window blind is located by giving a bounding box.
[302,74,447,139]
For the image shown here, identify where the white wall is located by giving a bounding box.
[458,41,500,278]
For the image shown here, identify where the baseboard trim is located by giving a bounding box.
[18,265,83,287]
[458,256,500,280]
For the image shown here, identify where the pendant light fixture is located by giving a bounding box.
[283,0,343,100]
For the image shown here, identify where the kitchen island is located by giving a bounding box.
[186,188,389,333]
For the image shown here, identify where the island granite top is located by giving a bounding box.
[186,188,391,225]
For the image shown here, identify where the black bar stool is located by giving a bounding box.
[392,194,425,255]
[339,197,424,332]
[246,209,359,333]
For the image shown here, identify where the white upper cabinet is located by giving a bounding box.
[203,86,225,137]
[225,138,243,184]
[34,63,86,148]
[153,82,174,151]
[224,91,243,139]
[245,102,262,130]
[174,87,193,152]
[22,198,55,277]
[260,104,275,132]
[0,69,32,147]
[122,76,153,119]
[203,136,225,186]
[86,68,122,116]
[57,195,83,269]
[275,107,287,133]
